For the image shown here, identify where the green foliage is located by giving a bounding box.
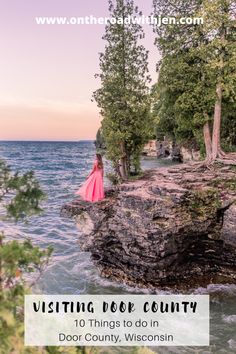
[152,0,236,152]
[221,102,236,149]
[45,347,99,354]
[183,189,220,220]
[209,177,236,192]
[0,235,52,283]
[106,172,122,186]
[95,127,106,150]
[94,0,154,178]
[0,160,45,220]
[0,233,53,353]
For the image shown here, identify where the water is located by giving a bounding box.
[0,141,235,353]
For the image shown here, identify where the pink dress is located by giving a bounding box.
[75,160,105,202]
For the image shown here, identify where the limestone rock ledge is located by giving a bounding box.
[61,164,236,290]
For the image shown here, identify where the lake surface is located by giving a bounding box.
[0,141,235,353]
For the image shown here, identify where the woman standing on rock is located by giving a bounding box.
[75,153,105,202]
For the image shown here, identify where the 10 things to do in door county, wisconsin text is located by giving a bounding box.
[25,295,209,346]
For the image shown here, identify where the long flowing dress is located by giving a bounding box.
[75,160,104,202]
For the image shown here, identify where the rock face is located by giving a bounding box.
[180,146,201,162]
[62,164,236,290]
[222,204,236,246]
[156,139,179,160]
[142,140,158,157]
[155,138,200,163]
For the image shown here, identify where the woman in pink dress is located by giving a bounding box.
[75,154,105,202]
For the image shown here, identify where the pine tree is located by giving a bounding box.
[93,0,152,179]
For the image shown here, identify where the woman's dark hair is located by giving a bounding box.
[96,153,103,169]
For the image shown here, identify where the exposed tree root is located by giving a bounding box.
[189,153,236,172]
[216,158,236,166]
[216,150,236,164]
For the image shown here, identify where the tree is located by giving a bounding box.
[94,128,106,150]
[151,47,215,156]
[93,0,153,179]
[203,0,236,160]
[152,0,236,163]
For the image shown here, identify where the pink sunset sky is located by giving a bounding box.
[0,0,159,141]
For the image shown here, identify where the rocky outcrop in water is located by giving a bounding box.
[61,164,236,290]
[155,138,200,162]
[142,140,158,157]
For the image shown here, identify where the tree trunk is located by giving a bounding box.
[203,120,212,161]
[119,142,128,180]
[212,83,223,159]
[120,159,127,180]
[211,25,226,161]
[119,8,128,181]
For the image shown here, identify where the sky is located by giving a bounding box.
[0,0,159,141]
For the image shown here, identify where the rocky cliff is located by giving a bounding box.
[142,140,158,157]
[61,164,236,290]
